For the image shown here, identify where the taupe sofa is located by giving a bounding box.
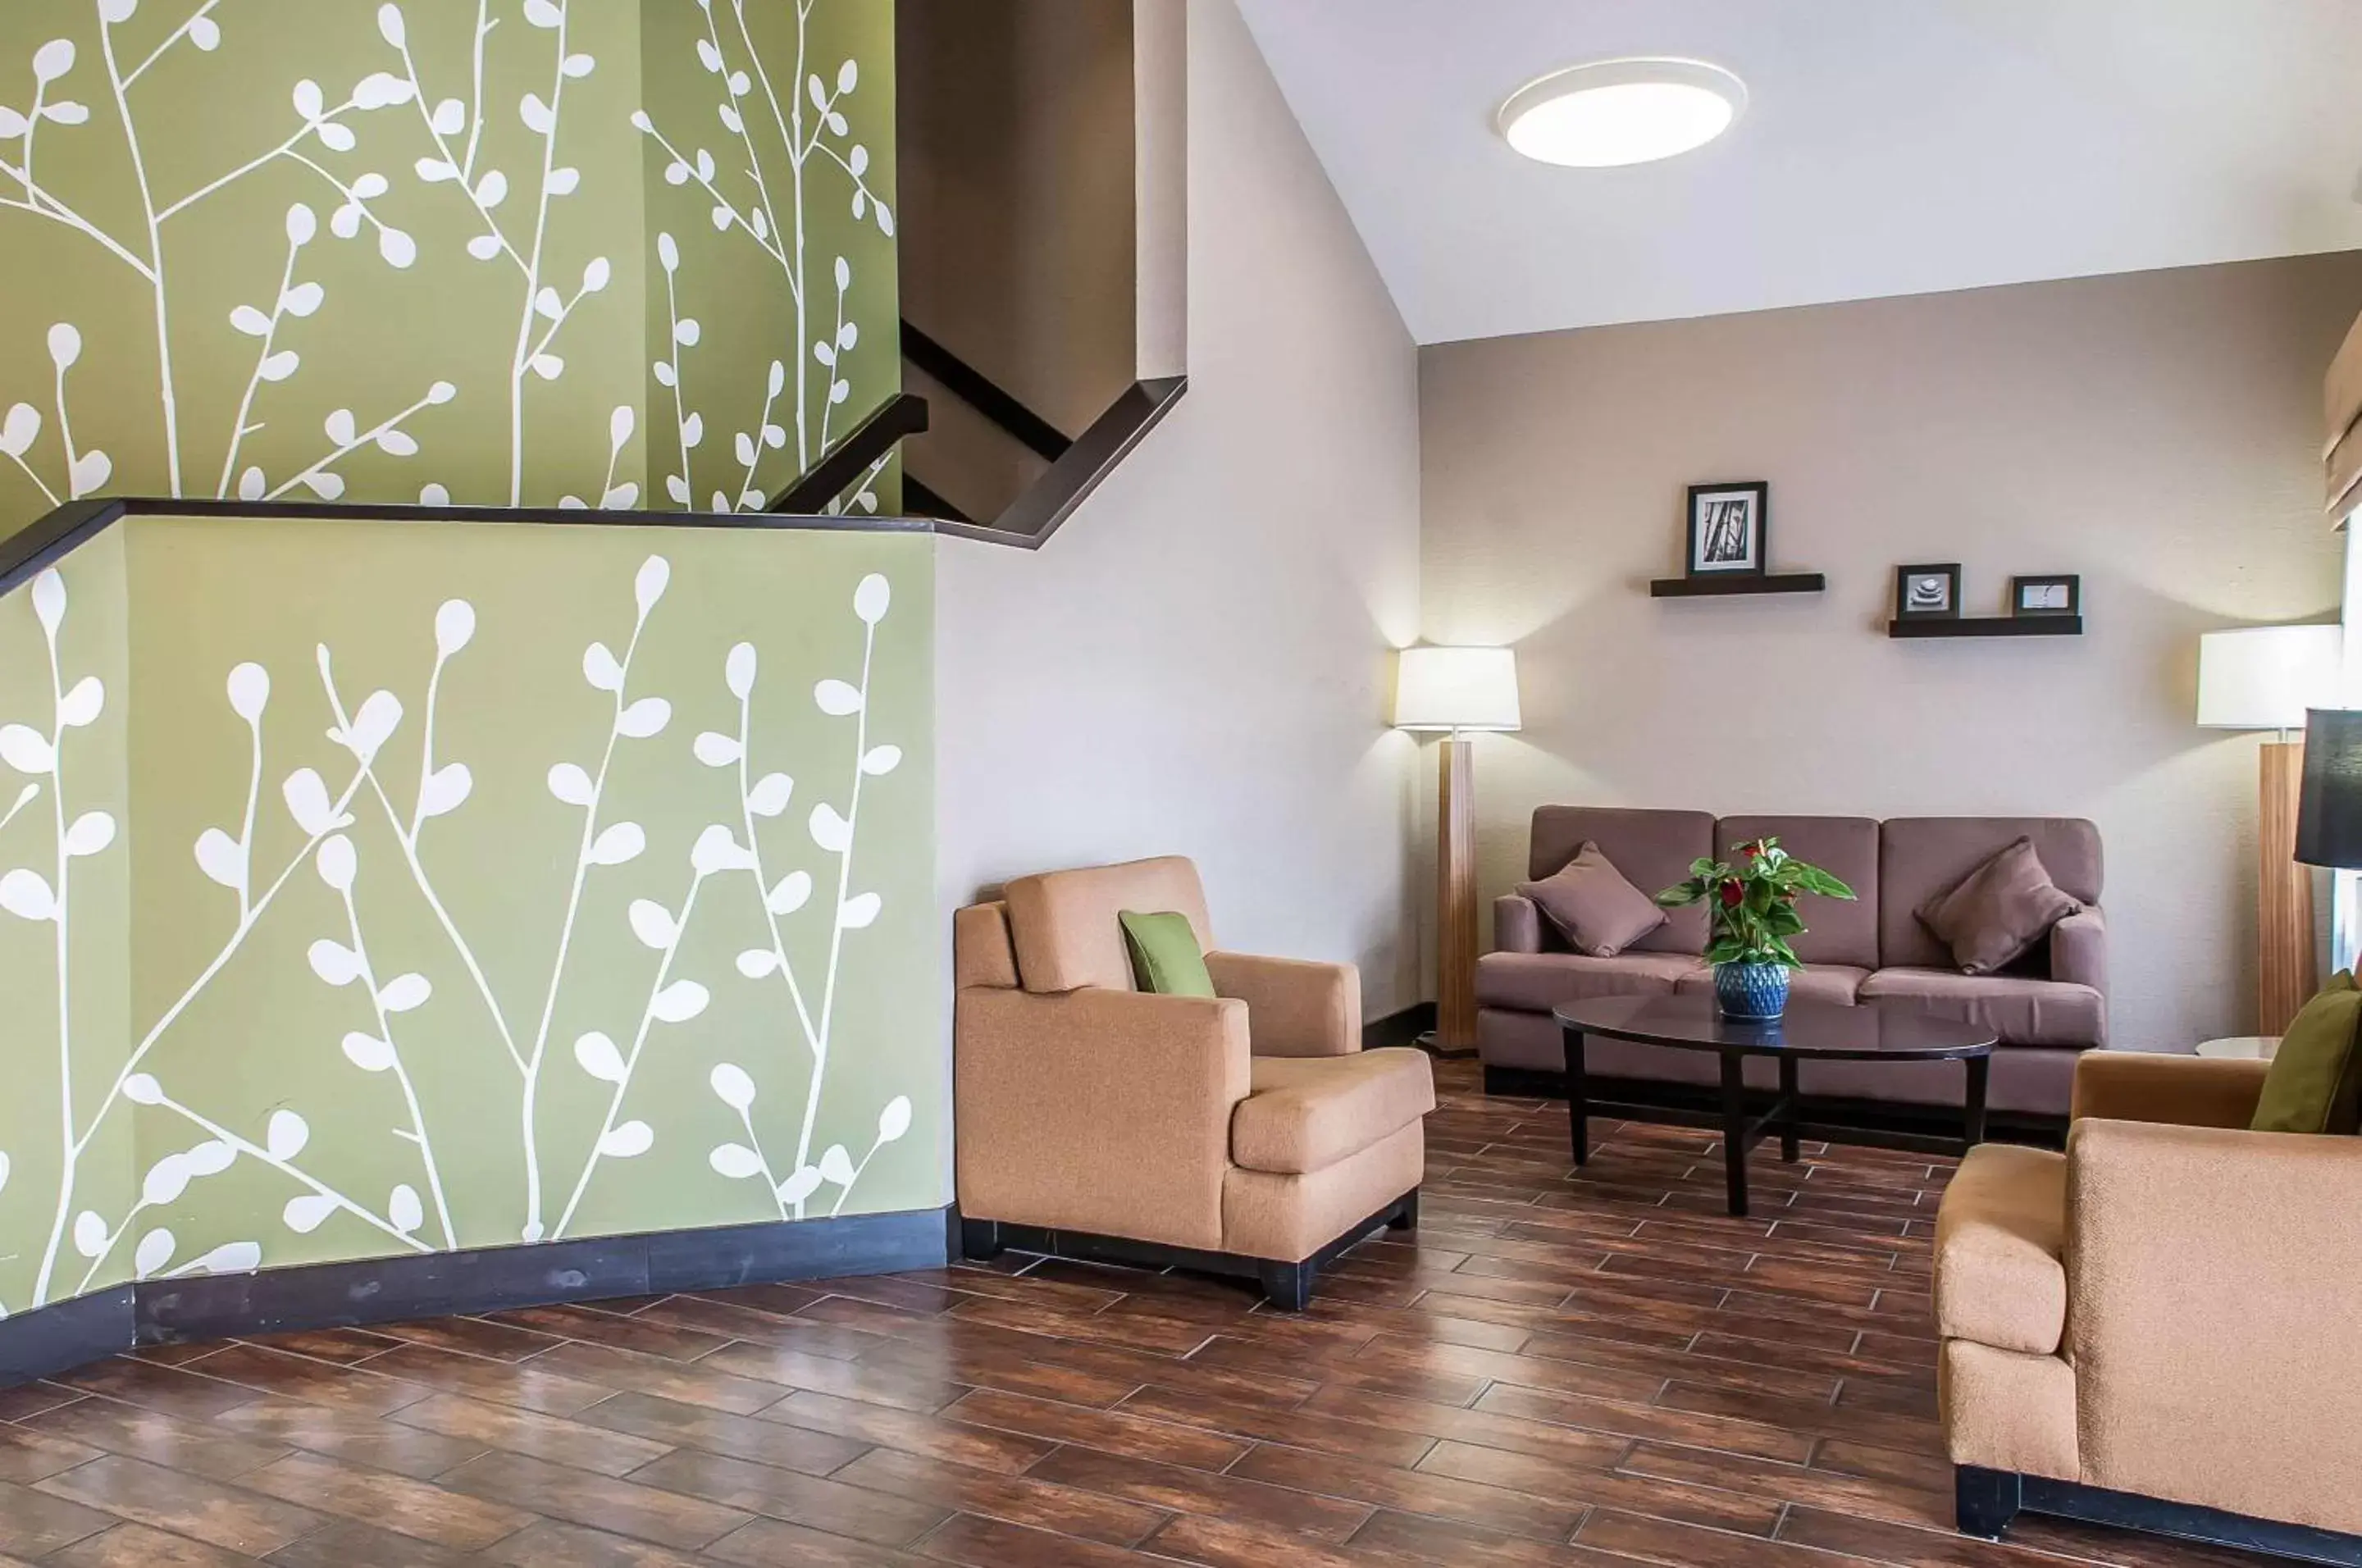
[1477,808,2107,1118]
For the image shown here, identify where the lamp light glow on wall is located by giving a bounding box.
[1395,647,1521,1057]
[2197,624,2343,1033]
[1497,58,1747,169]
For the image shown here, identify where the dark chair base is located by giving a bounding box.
[958,1188,1418,1312]
[1958,1466,2362,1566]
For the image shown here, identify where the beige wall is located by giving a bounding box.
[937,0,1423,1017]
[1421,252,2362,1051]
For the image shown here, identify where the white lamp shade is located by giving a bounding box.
[2196,625,2343,730]
[1395,646,1521,732]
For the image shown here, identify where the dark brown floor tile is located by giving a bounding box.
[916,1512,1150,1567]
[636,1294,891,1361]
[477,1517,714,1567]
[1226,1440,1585,1543]
[1111,1383,1438,1469]
[1420,1436,1783,1534]
[573,1389,870,1475]
[760,1388,1055,1472]
[1473,1382,1814,1465]
[370,1315,567,1363]
[262,1517,484,1567]
[239,1449,536,1549]
[1027,1443,1372,1541]
[240,1326,404,1367]
[0,1426,103,1484]
[832,1447,1170,1548]
[440,1449,749,1552]
[625,1447,949,1547]
[175,1342,428,1417]
[212,1392,490,1479]
[700,1339,966,1412]
[48,1522,253,1567]
[1579,1506,1886,1568]
[706,1516,928,1566]
[118,1342,221,1368]
[47,1358,258,1420]
[940,1387,1248,1470]
[25,1393,289,1482]
[485,1304,734,1363]
[0,1383,85,1420]
[356,1342,613,1415]
[1136,1512,1384,1568]
[385,1391,674,1477]
[523,1340,784,1415]
[942,1296,1219,1356]
[36,1453,324,1554]
[1350,1507,1650,1566]
[0,1475,116,1557]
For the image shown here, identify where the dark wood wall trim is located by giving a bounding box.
[934,376,1187,551]
[769,392,932,515]
[901,321,1074,463]
[0,490,937,601]
[0,1206,951,1381]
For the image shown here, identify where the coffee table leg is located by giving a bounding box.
[1562,1027,1589,1168]
[1963,1054,1990,1154]
[1719,1052,1749,1218]
[1779,1055,1800,1163]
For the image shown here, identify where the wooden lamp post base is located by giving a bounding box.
[1421,737,1480,1059]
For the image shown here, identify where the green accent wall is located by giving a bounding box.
[0,518,938,1311]
[0,0,897,527]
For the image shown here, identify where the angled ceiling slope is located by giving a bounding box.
[1236,0,2362,344]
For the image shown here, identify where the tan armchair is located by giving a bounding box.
[1936,1051,2362,1557]
[954,857,1434,1309]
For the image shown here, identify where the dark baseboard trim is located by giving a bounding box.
[1484,1064,2068,1150]
[1959,1465,2362,1566]
[0,1288,133,1384]
[1366,1001,1437,1052]
[960,1188,1418,1311]
[0,1206,951,1381]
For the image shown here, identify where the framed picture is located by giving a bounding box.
[2010,574,2080,618]
[1685,482,1769,577]
[1895,563,1962,620]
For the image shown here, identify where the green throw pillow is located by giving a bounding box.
[2252,970,2362,1135]
[1119,909,1216,998]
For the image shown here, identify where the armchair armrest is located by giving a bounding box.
[1204,952,1360,1057]
[2049,906,2105,994]
[2070,1051,2269,1128]
[1495,894,1544,955]
[955,988,1250,1248]
[2067,1120,2362,1519]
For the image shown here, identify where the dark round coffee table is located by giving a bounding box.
[1552,994,1998,1216]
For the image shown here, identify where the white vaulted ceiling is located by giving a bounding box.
[1234,0,2362,343]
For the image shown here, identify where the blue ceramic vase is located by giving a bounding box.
[1713,960,1790,1021]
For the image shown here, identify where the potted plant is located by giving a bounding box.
[1658,838,1857,1021]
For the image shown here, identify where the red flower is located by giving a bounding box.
[1719,880,1744,908]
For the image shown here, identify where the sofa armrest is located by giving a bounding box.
[2050,906,2106,994]
[1495,894,1544,955]
[2070,1051,2269,1128]
[1204,952,1360,1057]
[2067,1119,2362,1519]
[955,988,1251,1248]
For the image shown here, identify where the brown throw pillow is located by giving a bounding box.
[1519,842,1667,958]
[1917,837,2082,976]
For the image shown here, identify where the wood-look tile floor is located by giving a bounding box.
[0,1063,2273,1567]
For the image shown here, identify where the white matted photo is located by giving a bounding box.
[1685,481,1769,576]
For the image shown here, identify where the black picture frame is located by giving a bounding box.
[1685,482,1769,577]
[2010,574,2080,618]
[1895,563,1963,620]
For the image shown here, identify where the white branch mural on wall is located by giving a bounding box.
[0,0,895,523]
[0,555,914,1313]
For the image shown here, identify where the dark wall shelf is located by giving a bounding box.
[1888,616,2083,640]
[1649,572,1826,599]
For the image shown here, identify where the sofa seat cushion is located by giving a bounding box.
[1860,968,2104,1047]
[1475,951,1699,1013]
[1934,1143,2068,1355]
[1676,964,1870,1007]
[1231,1049,1435,1175]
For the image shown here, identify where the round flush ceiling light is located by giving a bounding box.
[1498,58,1747,168]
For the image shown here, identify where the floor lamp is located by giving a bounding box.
[2197,625,2342,1033]
[1395,647,1521,1057]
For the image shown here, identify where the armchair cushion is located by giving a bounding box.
[1002,857,1212,993]
[1230,1050,1434,1175]
[2072,1051,2269,1126]
[2251,971,2362,1135]
[1915,836,2082,975]
[1934,1143,2067,1354]
[1859,967,2104,1047]
[1204,951,1360,1057]
[1120,910,1216,997]
[1517,842,1667,958]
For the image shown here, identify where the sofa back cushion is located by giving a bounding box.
[1716,815,1881,969]
[1529,807,1713,955]
[1880,818,2102,971]
[1002,856,1214,993]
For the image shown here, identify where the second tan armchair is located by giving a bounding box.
[954,857,1434,1309]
